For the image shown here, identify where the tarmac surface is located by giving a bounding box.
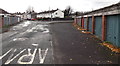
[0,21,119,65]
[50,22,119,64]
[1,21,53,65]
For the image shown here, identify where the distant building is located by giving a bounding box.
[23,11,37,20]
[37,9,64,18]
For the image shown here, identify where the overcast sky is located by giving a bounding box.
[0,0,119,13]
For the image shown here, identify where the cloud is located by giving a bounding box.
[91,0,119,10]
[0,0,119,12]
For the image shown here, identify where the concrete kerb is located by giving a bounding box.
[73,23,92,34]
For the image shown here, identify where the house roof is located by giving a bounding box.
[12,12,25,15]
[0,8,9,14]
[84,2,120,15]
[38,9,59,14]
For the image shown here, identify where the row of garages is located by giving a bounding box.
[0,15,22,28]
[74,14,120,48]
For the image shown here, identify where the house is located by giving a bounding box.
[37,9,64,18]
[22,12,27,19]
[22,10,37,20]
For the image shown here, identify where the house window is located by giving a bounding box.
[55,13,57,15]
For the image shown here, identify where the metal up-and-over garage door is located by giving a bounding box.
[88,17,92,32]
[84,18,88,29]
[94,16,102,39]
[106,15,119,47]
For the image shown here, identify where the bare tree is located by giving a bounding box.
[26,6,34,13]
[64,6,73,17]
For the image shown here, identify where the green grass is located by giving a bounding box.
[3,25,10,28]
[103,41,113,44]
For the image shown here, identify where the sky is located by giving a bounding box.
[0,0,119,13]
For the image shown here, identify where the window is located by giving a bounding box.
[55,13,57,15]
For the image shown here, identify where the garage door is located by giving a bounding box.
[88,17,92,32]
[3,17,9,26]
[84,18,87,29]
[95,16,102,39]
[77,18,81,27]
[117,15,120,47]
[106,15,118,46]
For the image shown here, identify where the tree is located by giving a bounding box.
[64,6,73,17]
[75,11,84,16]
[26,6,34,13]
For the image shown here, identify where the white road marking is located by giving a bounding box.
[13,49,17,52]
[39,48,48,64]
[5,49,26,64]
[2,48,49,64]
[32,43,39,47]
[20,31,26,35]
[42,29,49,33]
[9,32,17,37]
[5,49,17,64]
[28,48,31,55]
[22,21,31,27]
[26,29,33,32]
[13,38,17,41]
[17,48,37,64]
[50,41,53,47]
[13,38,28,41]
[0,48,13,59]
[33,31,37,32]
[39,48,42,63]
[50,41,54,61]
